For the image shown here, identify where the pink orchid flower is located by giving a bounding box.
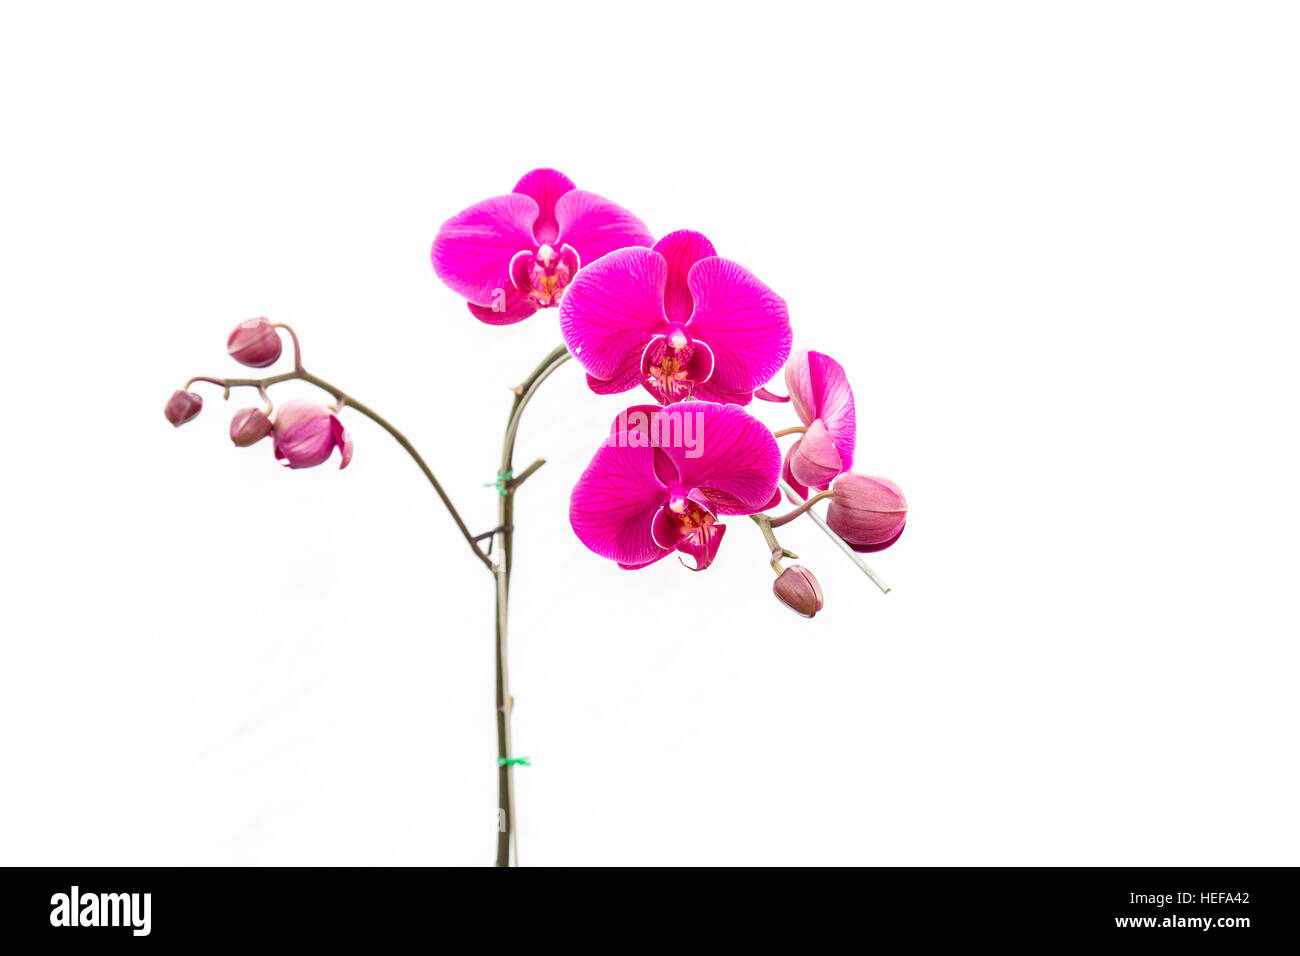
[570,401,781,571]
[559,230,792,405]
[272,399,353,470]
[431,168,653,325]
[781,349,856,499]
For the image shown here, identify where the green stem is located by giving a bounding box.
[493,344,571,867]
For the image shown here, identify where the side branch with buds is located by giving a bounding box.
[166,319,494,571]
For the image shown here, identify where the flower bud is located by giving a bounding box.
[827,473,907,552]
[164,390,203,427]
[272,399,353,469]
[229,407,273,447]
[227,317,282,368]
[785,419,844,490]
[773,565,824,618]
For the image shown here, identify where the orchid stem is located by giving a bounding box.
[182,368,493,572]
[494,344,572,867]
[271,322,304,371]
[779,481,890,594]
[767,489,833,528]
[508,458,546,491]
[750,513,799,571]
[771,425,808,438]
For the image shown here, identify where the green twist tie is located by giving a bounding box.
[484,469,513,497]
[497,756,530,767]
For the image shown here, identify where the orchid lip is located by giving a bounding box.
[639,333,717,403]
[508,243,580,307]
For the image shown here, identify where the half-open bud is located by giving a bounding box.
[773,564,824,618]
[227,317,282,368]
[272,399,353,469]
[164,390,203,427]
[827,473,907,552]
[785,419,844,490]
[229,407,273,447]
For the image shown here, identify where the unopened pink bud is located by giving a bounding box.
[164,390,203,427]
[230,407,273,447]
[827,473,907,552]
[227,317,282,368]
[272,399,353,469]
[773,565,824,618]
[786,419,844,489]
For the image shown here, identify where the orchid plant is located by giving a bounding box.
[164,168,908,866]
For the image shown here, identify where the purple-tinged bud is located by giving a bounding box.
[230,407,273,447]
[773,565,824,618]
[227,317,283,368]
[272,399,353,469]
[164,390,203,427]
[827,473,907,553]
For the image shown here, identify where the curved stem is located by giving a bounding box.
[493,344,571,867]
[297,371,493,572]
[271,323,304,370]
[183,369,492,571]
[771,425,807,438]
[767,489,834,528]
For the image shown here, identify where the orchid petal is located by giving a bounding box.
[570,441,670,567]
[617,552,674,571]
[467,285,539,326]
[693,377,757,406]
[555,189,654,265]
[754,386,791,403]
[608,405,683,487]
[685,257,791,396]
[785,350,816,425]
[657,402,780,514]
[676,521,726,572]
[653,230,717,326]
[560,247,667,381]
[786,350,856,472]
[650,505,682,550]
[333,416,354,470]
[431,194,538,306]
[788,418,843,489]
[586,368,642,395]
[782,442,811,502]
[512,168,575,246]
[608,404,665,438]
[851,524,906,553]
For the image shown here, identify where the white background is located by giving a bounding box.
[2,2,1297,866]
